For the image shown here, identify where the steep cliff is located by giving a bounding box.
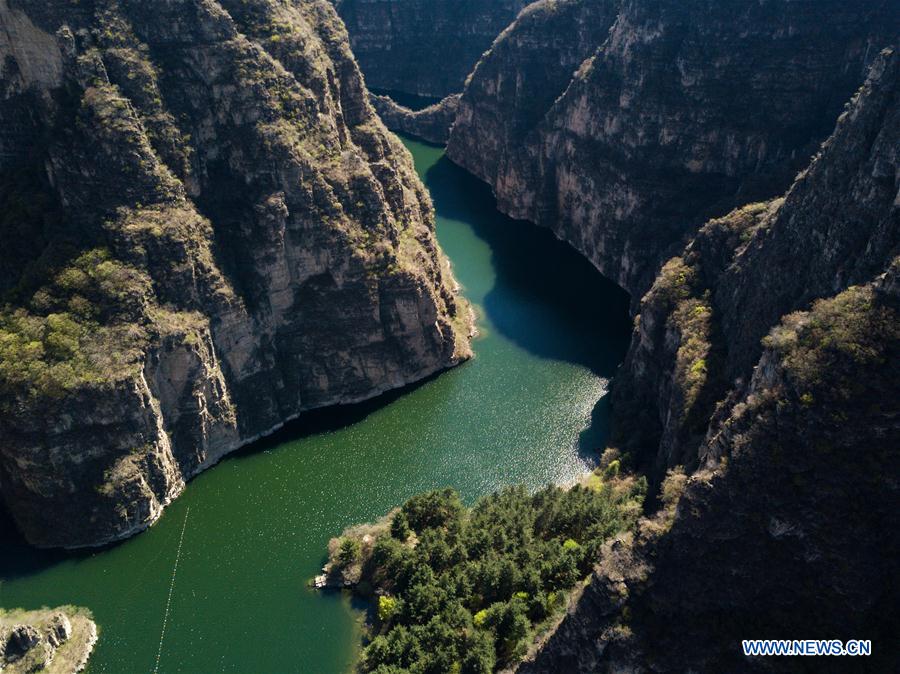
[450,0,620,183]
[0,0,471,548]
[518,48,900,674]
[615,46,899,476]
[370,93,460,145]
[331,0,531,99]
[448,0,898,298]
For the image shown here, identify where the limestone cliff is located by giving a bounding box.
[448,0,898,298]
[0,0,471,548]
[370,93,460,145]
[450,0,620,184]
[518,48,899,674]
[615,46,900,477]
[331,0,531,99]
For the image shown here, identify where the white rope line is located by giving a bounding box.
[153,506,190,674]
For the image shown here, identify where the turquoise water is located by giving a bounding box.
[0,137,630,673]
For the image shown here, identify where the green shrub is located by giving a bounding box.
[390,510,411,541]
[603,459,621,479]
[0,248,151,400]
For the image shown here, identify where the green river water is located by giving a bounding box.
[0,137,631,673]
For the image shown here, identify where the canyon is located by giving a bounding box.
[519,46,900,674]
[331,0,531,99]
[0,0,471,549]
[448,0,897,299]
[0,0,898,672]
[335,0,899,671]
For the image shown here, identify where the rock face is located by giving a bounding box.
[615,46,900,477]
[0,607,97,674]
[370,93,460,145]
[518,48,900,674]
[450,0,620,182]
[4,624,41,661]
[330,0,531,99]
[448,0,898,298]
[0,0,471,548]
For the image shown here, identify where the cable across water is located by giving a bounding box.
[153,506,190,674]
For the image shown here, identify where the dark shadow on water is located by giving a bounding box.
[576,394,615,460]
[424,155,633,378]
[227,367,451,459]
[0,505,96,581]
[0,369,452,581]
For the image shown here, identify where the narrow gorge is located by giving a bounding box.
[331,0,899,671]
[1,0,898,673]
[0,3,632,664]
[330,0,531,99]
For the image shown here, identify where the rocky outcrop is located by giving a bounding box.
[615,46,900,477]
[448,0,898,298]
[0,607,97,673]
[450,0,620,189]
[370,93,460,145]
[524,274,900,673]
[518,48,900,674]
[331,0,531,99]
[0,0,471,548]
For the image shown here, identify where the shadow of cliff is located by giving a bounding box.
[227,367,450,459]
[0,504,96,580]
[576,393,615,461]
[0,370,449,578]
[423,154,632,379]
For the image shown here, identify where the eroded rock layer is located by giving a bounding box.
[448,0,898,298]
[615,46,900,477]
[370,93,460,145]
[0,0,471,548]
[331,0,531,99]
[0,606,97,674]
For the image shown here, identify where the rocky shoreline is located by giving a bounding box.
[0,607,97,674]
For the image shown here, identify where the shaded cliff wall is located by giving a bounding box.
[519,48,900,674]
[331,0,531,99]
[615,46,900,476]
[450,0,620,179]
[0,0,471,548]
[370,93,460,145]
[448,0,898,298]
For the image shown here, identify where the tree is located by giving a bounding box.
[391,510,411,541]
[401,488,463,533]
[461,629,496,674]
[379,595,400,624]
[338,537,361,566]
[483,597,530,662]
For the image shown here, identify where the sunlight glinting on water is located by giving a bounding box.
[0,137,631,674]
